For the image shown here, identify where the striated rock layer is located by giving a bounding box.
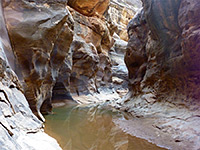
[120,0,200,149]
[107,0,141,41]
[52,0,140,104]
[4,0,74,119]
[0,1,61,149]
[2,0,140,114]
[125,0,200,111]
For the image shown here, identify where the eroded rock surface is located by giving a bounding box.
[52,0,141,104]
[4,0,74,119]
[118,0,200,149]
[107,0,141,41]
[2,0,141,112]
[0,1,61,149]
[125,0,200,111]
[67,0,110,17]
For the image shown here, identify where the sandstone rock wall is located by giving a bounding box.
[3,0,74,119]
[67,0,110,17]
[0,1,61,149]
[52,0,140,103]
[68,5,114,96]
[2,0,141,115]
[116,1,200,148]
[125,0,200,109]
[0,0,143,149]
[107,0,141,41]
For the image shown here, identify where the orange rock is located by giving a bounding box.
[68,0,110,17]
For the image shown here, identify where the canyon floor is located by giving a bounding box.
[50,47,200,150]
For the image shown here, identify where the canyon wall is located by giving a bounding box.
[0,1,61,149]
[2,0,140,117]
[120,0,200,148]
[2,0,142,116]
[2,0,200,149]
[125,0,200,110]
[4,0,74,120]
[52,0,140,103]
[0,0,142,149]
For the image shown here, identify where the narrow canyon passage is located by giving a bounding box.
[0,0,200,149]
[44,103,165,150]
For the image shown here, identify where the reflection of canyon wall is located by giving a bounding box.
[125,0,200,108]
[0,1,61,149]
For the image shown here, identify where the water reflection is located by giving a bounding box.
[45,104,165,150]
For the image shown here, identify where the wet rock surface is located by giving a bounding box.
[119,0,200,149]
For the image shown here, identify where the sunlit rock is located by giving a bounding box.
[68,0,110,17]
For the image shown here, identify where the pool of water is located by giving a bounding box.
[44,104,166,150]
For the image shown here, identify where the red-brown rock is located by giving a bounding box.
[68,0,110,17]
[3,0,74,120]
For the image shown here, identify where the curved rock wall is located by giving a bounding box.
[121,1,200,148]
[125,0,200,109]
[3,0,74,119]
[2,0,140,116]
[0,1,61,149]
[52,0,141,103]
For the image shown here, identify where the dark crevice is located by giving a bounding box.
[0,122,14,136]
[0,90,16,114]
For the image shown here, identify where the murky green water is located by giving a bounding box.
[45,104,165,150]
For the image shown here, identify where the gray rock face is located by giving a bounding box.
[0,84,62,150]
[119,0,200,149]
[0,1,61,149]
[125,0,200,109]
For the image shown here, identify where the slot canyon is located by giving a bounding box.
[0,0,200,149]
